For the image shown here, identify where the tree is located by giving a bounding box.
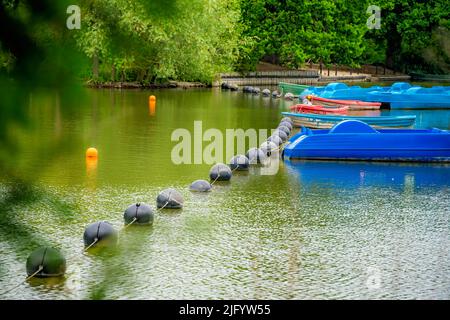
[75,0,242,84]
[238,0,370,70]
[238,0,449,73]
[364,0,449,72]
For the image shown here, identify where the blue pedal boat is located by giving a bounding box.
[282,120,450,162]
[367,86,450,109]
[281,111,416,129]
[301,82,412,101]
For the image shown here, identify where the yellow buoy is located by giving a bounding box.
[86,147,98,159]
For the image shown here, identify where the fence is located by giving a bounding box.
[307,62,402,76]
[218,64,409,87]
[219,70,319,86]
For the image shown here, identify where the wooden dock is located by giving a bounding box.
[217,63,412,87]
[218,73,412,87]
[318,75,369,82]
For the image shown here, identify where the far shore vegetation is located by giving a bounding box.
[1,0,449,87]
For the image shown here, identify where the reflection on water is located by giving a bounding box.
[386,109,450,130]
[0,88,449,300]
[285,160,450,189]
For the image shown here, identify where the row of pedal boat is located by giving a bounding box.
[277,81,449,163]
[279,81,450,109]
[284,81,449,128]
[280,81,449,162]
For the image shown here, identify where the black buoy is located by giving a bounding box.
[260,141,278,157]
[267,134,283,146]
[272,129,288,142]
[26,247,66,278]
[124,203,155,225]
[279,121,293,130]
[272,90,282,98]
[284,92,294,100]
[84,221,119,248]
[246,148,267,164]
[281,117,293,124]
[209,163,232,181]
[243,86,254,93]
[277,125,291,136]
[190,179,212,192]
[229,155,249,171]
[157,188,184,209]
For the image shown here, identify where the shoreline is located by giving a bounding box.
[85,81,210,89]
[85,75,414,90]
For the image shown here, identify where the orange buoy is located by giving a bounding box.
[86,147,98,158]
[149,95,156,103]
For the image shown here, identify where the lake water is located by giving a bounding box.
[0,88,449,299]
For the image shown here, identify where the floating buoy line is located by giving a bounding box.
[0,97,294,296]
[224,83,302,101]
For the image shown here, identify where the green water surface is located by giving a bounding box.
[0,88,449,299]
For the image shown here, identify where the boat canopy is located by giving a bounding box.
[324,83,348,91]
[328,120,379,134]
[390,82,412,91]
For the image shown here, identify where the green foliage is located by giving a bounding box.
[238,0,370,69]
[75,0,242,84]
[0,0,86,84]
[373,0,450,73]
[1,0,448,82]
[238,0,449,73]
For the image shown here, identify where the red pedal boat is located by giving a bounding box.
[307,95,381,110]
[290,104,349,115]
